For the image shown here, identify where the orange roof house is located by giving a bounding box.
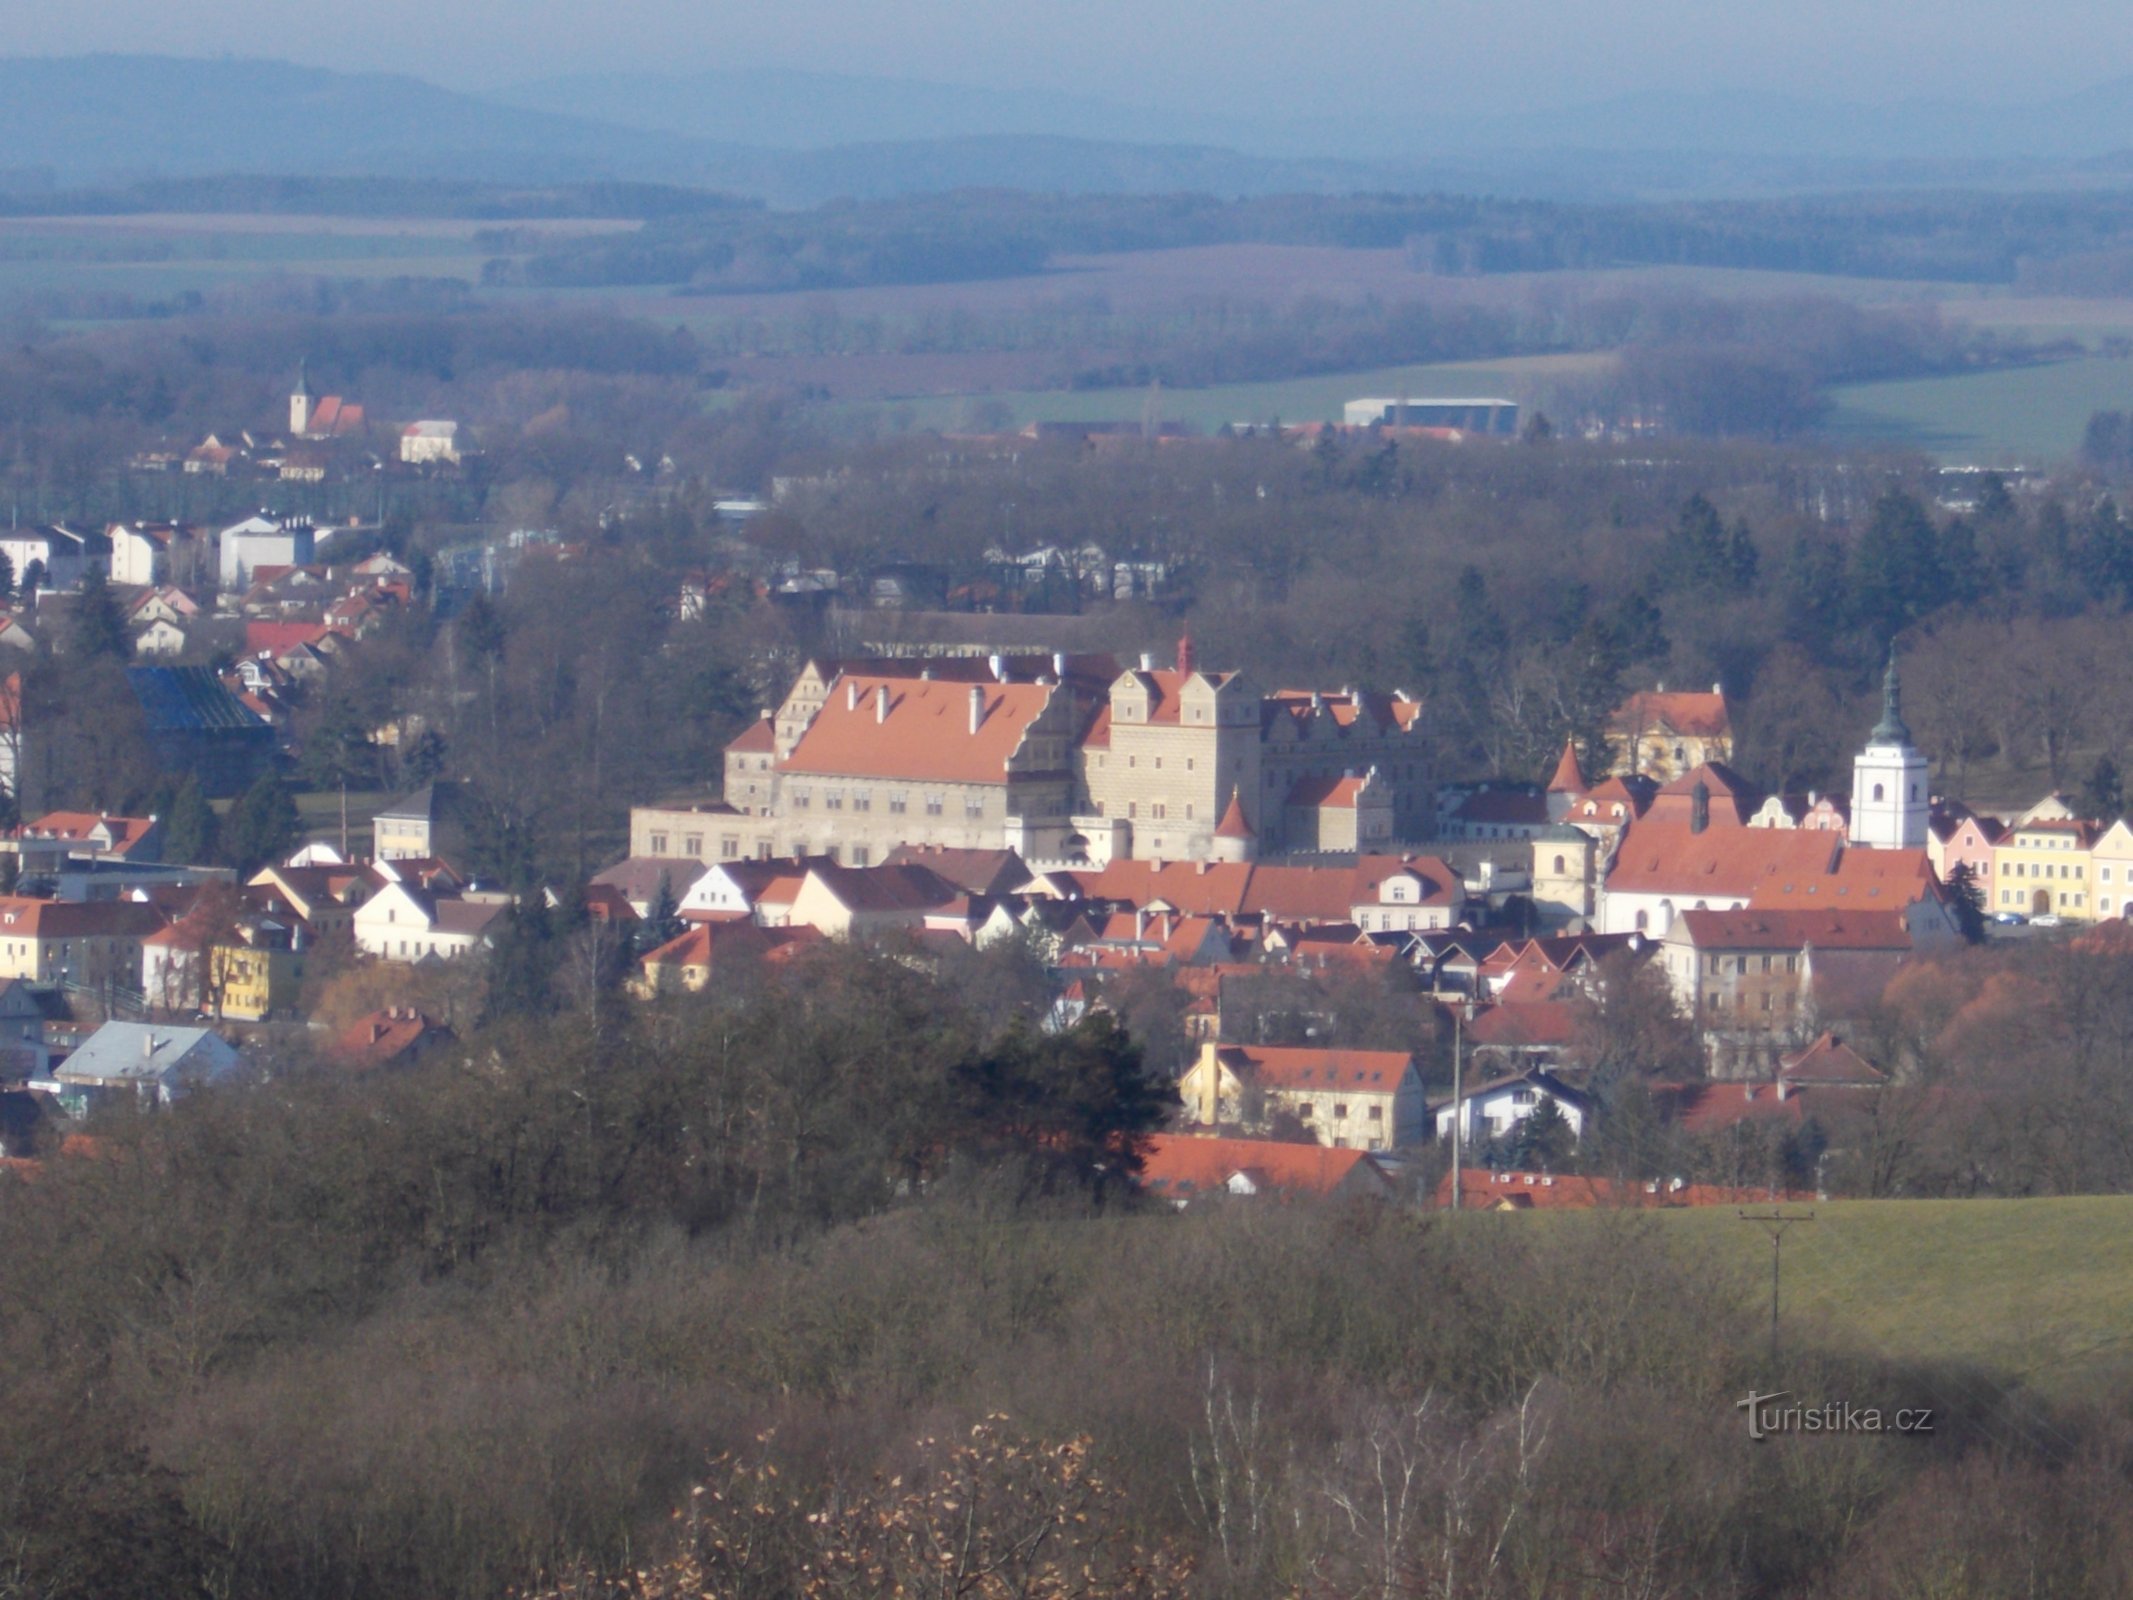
[1178,1040,1426,1149]
[1138,1133,1393,1204]
[1607,685,1734,782]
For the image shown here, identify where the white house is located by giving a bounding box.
[218,515,316,590]
[1432,1067,1590,1146]
[0,524,106,592]
[399,420,461,465]
[352,878,511,961]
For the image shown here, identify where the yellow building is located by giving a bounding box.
[1991,818,2102,920]
[1177,1040,1425,1151]
[209,941,305,1021]
[2091,820,2133,922]
[1606,686,1733,783]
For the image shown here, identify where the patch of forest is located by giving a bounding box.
[493,186,2133,293]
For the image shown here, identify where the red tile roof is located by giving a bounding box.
[1139,1133,1390,1200]
[245,621,340,657]
[1212,1043,1413,1092]
[782,674,1061,784]
[1214,791,1256,839]
[1609,688,1731,740]
[19,812,159,856]
[1674,907,1914,952]
[328,1008,451,1071]
[0,897,166,939]
[1611,822,1932,905]
[1547,739,1586,794]
[1779,1031,1888,1085]
[725,713,777,754]
[1285,773,1369,809]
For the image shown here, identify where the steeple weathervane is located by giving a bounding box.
[1870,641,1910,746]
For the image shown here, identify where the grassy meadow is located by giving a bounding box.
[1549,1196,2133,1398]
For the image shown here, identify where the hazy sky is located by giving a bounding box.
[12,0,2133,117]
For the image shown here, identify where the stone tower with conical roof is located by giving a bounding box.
[1850,645,1929,850]
[1211,790,1257,863]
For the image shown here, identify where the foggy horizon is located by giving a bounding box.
[9,1,2133,128]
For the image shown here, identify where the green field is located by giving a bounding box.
[894,353,1612,433]
[1825,355,2133,462]
[1639,1196,2133,1395]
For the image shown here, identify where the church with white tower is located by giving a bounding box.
[1850,646,1929,850]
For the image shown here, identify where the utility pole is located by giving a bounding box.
[1738,1209,1814,1367]
[1450,1000,1474,1213]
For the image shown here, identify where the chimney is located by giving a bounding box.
[1176,631,1196,675]
[845,681,859,711]
[142,1031,156,1059]
[988,652,1007,682]
[1139,651,1155,672]
[1135,908,1147,941]
[969,685,985,734]
[875,685,889,723]
[1052,651,1067,678]
[1691,779,1710,835]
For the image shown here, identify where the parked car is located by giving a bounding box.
[2032,914,2065,928]
[1993,910,2028,925]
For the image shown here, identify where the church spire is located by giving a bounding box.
[294,356,312,399]
[1870,642,1911,745]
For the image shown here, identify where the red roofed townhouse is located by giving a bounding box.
[1178,1040,1424,1150]
[1137,1133,1394,1204]
[0,896,167,989]
[1992,813,2105,922]
[629,921,820,998]
[328,1007,456,1071]
[1930,806,2004,912]
[15,811,163,872]
[1607,684,1733,781]
[785,860,964,938]
[1660,904,1953,1075]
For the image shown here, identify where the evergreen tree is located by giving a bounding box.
[481,897,558,1024]
[1507,1097,1575,1172]
[66,566,131,661]
[1661,493,1729,593]
[640,872,684,954]
[1946,862,1988,945]
[2077,497,2133,604]
[223,770,301,872]
[1778,531,1849,651]
[2082,754,2125,823]
[0,549,16,604]
[1938,516,1988,608]
[163,776,219,867]
[1725,516,1761,593]
[1851,489,1944,640]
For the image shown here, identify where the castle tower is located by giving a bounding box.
[290,358,315,439]
[1850,645,1929,850]
[1211,790,1256,863]
[1545,737,1586,822]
